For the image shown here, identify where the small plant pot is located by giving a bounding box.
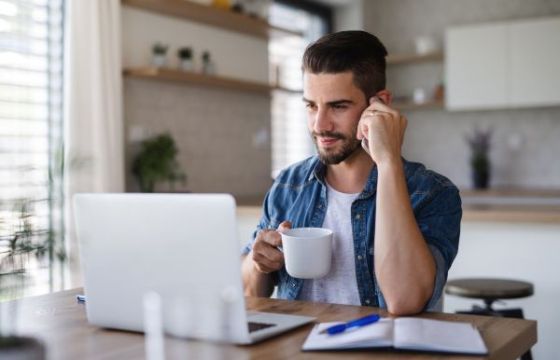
[472,170,490,189]
[0,336,46,360]
[179,59,193,71]
[151,54,166,68]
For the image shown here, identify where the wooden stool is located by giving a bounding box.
[445,278,534,360]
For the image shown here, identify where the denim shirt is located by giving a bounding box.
[242,156,462,310]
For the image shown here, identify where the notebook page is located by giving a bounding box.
[393,318,488,355]
[302,318,394,351]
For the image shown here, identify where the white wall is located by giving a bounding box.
[332,0,364,31]
[445,221,560,359]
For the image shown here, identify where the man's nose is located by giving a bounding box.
[312,108,333,133]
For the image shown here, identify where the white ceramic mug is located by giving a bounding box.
[281,227,333,279]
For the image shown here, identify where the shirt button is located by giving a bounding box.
[365,299,370,304]
[355,214,361,220]
[357,255,363,260]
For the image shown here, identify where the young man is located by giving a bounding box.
[241,31,461,315]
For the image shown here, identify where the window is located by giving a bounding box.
[0,0,64,297]
[268,0,331,177]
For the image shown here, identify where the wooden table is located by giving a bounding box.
[12,288,536,359]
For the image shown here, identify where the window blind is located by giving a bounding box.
[0,0,64,295]
[268,1,329,178]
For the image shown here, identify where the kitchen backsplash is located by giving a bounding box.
[402,107,560,189]
[124,78,272,197]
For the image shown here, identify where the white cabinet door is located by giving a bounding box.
[445,23,508,110]
[509,17,560,108]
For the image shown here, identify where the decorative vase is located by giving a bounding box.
[472,169,490,189]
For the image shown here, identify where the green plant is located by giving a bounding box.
[0,198,59,355]
[0,200,49,300]
[132,133,186,193]
[152,42,168,55]
[177,47,192,59]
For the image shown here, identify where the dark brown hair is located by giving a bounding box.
[302,31,388,100]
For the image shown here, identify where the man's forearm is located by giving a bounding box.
[241,254,275,297]
[374,159,436,315]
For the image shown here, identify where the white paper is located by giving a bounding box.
[393,318,487,355]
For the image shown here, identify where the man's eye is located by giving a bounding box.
[332,104,347,110]
[305,103,316,110]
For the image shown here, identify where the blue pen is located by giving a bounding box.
[320,314,381,335]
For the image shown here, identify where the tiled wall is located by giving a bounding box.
[124,79,272,197]
[364,0,560,189]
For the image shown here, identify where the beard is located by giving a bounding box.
[311,129,362,165]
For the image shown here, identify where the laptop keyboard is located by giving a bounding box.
[248,321,276,333]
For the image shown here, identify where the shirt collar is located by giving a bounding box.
[309,156,378,198]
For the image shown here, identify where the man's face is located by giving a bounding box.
[303,71,368,165]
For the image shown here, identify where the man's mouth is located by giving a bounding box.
[316,135,342,146]
[318,136,340,146]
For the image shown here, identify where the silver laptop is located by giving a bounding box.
[73,193,314,344]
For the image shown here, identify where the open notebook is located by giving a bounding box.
[302,317,488,355]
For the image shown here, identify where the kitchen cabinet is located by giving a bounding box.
[445,23,508,110]
[445,17,560,111]
[509,17,560,107]
[447,220,560,360]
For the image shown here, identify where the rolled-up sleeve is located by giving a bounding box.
[417,186,462,311]
[241,191,273,256]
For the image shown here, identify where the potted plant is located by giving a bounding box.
[0,200,50,359]
[201,50,215,74]
[466,127,492,189]
[132,133,186,193]
[177,47,194,71]
[151,42,168,68]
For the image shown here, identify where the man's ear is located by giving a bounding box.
[374,90,392,105]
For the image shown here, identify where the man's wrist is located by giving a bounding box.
[376,155,403,173]
[250,256,273,278]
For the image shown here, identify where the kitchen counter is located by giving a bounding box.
[462,204,560,223]
[460,188,560,223]
[235,188,560,224]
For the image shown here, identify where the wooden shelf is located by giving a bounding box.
[124,67,272,94]
[387,51,444,65]
[393,99,444,111]
[122,0,301,39]
[123,68,445,104]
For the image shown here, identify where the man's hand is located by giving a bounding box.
[357,97,407,165]
[251,221,291,274]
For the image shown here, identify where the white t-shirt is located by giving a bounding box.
[298,182,361,305]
